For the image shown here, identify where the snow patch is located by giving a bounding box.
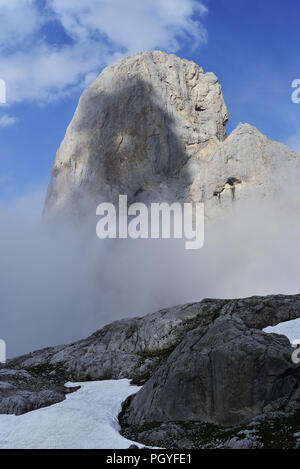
[0,379,141,449]
[263,318,300,343]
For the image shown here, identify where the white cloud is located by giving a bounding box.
[0,0,208,104]
[0,114,18,128]
[49,0,207,53]
[0,0,41,51]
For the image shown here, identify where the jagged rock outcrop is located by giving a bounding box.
[0,369,77,415]
[6,300,228,385]
[2,293,300,418]
[6,294,300,386]
[120,315,300,428]
[44,50,299,219]
[121,412,300,449]
[187,123,300,215]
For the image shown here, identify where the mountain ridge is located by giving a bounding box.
[44,50,299,220]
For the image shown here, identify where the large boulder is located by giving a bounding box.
[120,315,300,427]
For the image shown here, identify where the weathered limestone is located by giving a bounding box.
[0,369,76,415]
[2,293,300,417]
[44,51,299,220]
[186,123,300,216]
[44,50,228,216]
[120,315,300,427]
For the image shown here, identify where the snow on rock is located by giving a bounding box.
[264,318,300,343]
[0,379,141,449]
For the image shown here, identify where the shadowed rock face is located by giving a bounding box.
[44,50,300,220]
[120,315,300,427]
[44,50,228,217]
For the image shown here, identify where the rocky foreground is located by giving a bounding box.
[1,294,300,448]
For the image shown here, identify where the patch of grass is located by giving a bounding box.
[26,362,67,383]
[119,413,300,449]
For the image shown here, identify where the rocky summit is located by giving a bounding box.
[44,50,228,216]
[44,50,300,219]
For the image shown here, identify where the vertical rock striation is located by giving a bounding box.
[44,50,228,216]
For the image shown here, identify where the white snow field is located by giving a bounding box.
[0,379,142,449]
[264,318,300,343]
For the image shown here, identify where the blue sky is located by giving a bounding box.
[0,0,299,202]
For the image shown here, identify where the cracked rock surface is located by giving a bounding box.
[6,294,300,387]
[120,315,300,428]
[2,293,300,420]
[44,50,228,217]
[0,369,77,415]
[44,51,300,219]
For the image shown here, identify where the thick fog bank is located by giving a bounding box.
[1,189,300,358]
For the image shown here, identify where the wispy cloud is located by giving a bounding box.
[0,0,208,104]
[0,114,18,128]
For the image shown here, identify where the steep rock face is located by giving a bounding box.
[44,50,228,216]
[187,123,300,215]
[120,315,300,427]
[44,51,299,219]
